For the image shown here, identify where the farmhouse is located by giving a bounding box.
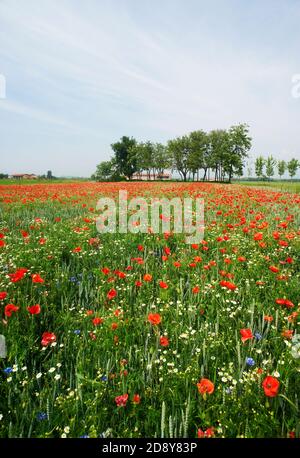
[10,173,38,180]
[132,172,171,181]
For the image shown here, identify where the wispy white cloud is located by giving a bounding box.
[0,0,299,176]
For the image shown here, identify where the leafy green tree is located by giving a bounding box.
[130,141,155,179]
[287,158,299,179]
[277,160,286,179]
[209,129,229,182]
[226,124,251,182]
[255,156,265,179]
[265,156,276,180]
[92,160,115,181]
[188,130,208,181]
[168,135,192,181]
[111,136,137,180]
[153,143,171,177]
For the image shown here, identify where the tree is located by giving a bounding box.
[92,160,115,181]
[287,158,299,179]
[226,124,251,182]
[168,135,192,181]
[188,130,208,181]
[130,141,155,179]
[255,156,265,179]
[265,156,276,180]
[277,160,286,180]
[153,143,171,177]
[47,170,52,179]
[208,129,229,182]
[111,136,137,180]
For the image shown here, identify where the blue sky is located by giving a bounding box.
[0,0,299,177]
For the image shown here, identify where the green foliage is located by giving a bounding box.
[277,161,286,179]
[111,136,137,180]
[255,157,265,179]
[92,160,116,182]
[93,125,252,182]
[287,158,299,179]
[265,156,276,180]
[167,135,192,181]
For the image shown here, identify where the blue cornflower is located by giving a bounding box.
[255,332,262,340]
[70,276,77,283]
[246,357,255,366]
[74,329,81,335]
[3,367,13,374]
[37,412,48,421]
[80,434,89,438]
[101,375,108,382]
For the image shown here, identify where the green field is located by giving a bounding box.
[237,181,300,194]
[0,181,299,438]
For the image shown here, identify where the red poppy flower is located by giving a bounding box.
[240,328,254,343]
[72,246,82,253]
[192,286,200,294]
[288,312,298,323]
[197,378,215,395]
[282,329,293,339]
[0,292,7,300]
[27,304,41,315]
[269,266,279,273]
[159,281,168,289]
[148,313,161,325]
[160,336,169,347]
[41,332,56,347]
[135,280,142,287]
[262,376,280,397]
[219,280,237,290]
[164,247,171,255]
[276,298,295,309]
[254,232,263,241]
[4,304,19,317]
[9,268,28,282]
[92,317,104,326]
[264,315,273,322]
[143,274,152,282]
[132,394,141,404]
[32,274,44,283]
[107,288,117,300]
[115,393,128,407]
[197,427,215,438]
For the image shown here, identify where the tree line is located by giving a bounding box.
[92,123,252,183]
[254,156,299,180]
